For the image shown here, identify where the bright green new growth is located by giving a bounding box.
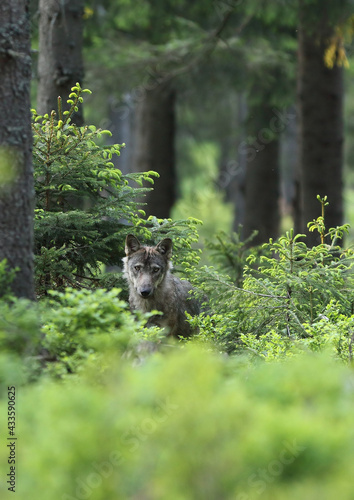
[188,198,354,362]
[32,83,201,296]
[32,83,153,294]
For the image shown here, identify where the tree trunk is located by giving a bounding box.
[0,0,35,299]
[217,93,248,233]
[297,3,344,245]
[106,93,135,175]
[131,80,176,219]
[37,0,84,125]
[242,100,280,246]
[280,105,299,231]
[232,94,249,233]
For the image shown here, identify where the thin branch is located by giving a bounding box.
[72,273,101,282]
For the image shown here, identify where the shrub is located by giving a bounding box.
[3,348,354,499]
[39,286,169,378]
[189,198,354,361]
[0,299,41,356]
[0,259,18,299]
[0,286,165,382]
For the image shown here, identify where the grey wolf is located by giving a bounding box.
[123,234,200,338]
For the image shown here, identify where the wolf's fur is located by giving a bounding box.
[123,234,200,337]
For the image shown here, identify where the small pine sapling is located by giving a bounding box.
[33,83,158,295]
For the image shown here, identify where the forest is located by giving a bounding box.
[2,0,354,498]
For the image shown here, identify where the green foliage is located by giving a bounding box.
[3,348,354,499]
[40,286,164,378]
[32,83,157,295]
[32,83,201,296]
[0,298,41,356]
[0,297,42,395]
[204,228,258,286]
[0,285,167,382]
[308,195,350,245]
[301,301,354,363]
[190,200,354,361]
[0,259,18,299]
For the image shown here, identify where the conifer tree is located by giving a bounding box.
[37,0,84,125]
[33,84,158,295]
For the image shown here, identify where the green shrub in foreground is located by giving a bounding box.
[0,286,165,384]
[39,287,164,378]
[2,348,354,499]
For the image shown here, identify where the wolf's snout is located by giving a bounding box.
[140,287,152,298]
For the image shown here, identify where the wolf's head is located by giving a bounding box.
[123,234,172,299]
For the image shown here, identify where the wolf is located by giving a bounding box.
[123,234,200,338]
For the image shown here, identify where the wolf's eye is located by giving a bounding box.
[152,267,160,274]
[134,265,141,272]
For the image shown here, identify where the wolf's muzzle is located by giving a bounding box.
[140,287,153,298]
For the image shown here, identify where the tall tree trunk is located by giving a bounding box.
[0,0,35,299]
[297,3,344,245]
[217,93,247,233]
[232,95,248,233]
[243,99,280,246]
[37,0,84,125]
[280,105,299,230]
[106,93,135,175]
[131,80,176,219]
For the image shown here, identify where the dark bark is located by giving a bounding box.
[37,0,84,125]
[106,93,135,175]
[243,101,280,246]
[297,4,344,245]
[0,0,35,299]
[131,81,176,219]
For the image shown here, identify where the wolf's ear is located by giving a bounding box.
[125,234,141,256]
[155,238,173,259]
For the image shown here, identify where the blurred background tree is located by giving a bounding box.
[297,0,351,245]
[37,0,85,125]
[29,0,354,246]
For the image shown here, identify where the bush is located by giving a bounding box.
[189,199,354,361]
[3,348,354,499]
[40,287,154,377]
[0,259,18,299]
[0,285,167,382]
